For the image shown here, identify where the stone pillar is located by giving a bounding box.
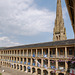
[56,73,58,75]
[19,57,21,64]
[31,49,32,57]
[56,60,58,69]
[31,58,32,66]
[48,59,50,68]
[19,65,20,70]
[16,64,17,70]
[48,48,50,57]
[31,67,32,74]
[65,47,67,58]
[36,49,37,57]
[65,61,68,71]
[41,69,43,75]
[56,48,58,58]
[41,59,43,67]
[36,59,37,66]
[48,70,50,75]
[22,66,24,71]
[42,48,43,57]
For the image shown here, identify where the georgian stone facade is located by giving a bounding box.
[0,39,75,75]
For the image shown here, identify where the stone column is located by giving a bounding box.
[36,49,37,57]
[16,64,17,70]
[22,66,24,71]
[36,59,37,66]
[65,47,67,58]
[31,58,32,66]
[48,59,50,68]
[48,48,50,57]
[19,57,21,64]
[41,69,43,75]
[48,70,50,75]
[56,48,58,58]
[41,59,43,67]
[56,73,58,75]
[42,48,43,57]
[65,61,68,71]
[56,60,58,69]
[31,67,32,74]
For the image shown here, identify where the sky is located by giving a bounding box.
[0,0,74,47]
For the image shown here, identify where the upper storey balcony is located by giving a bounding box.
[0,47,74,60]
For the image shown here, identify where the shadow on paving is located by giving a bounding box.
[0,66,31,75]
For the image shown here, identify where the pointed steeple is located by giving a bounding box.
[53,0,67,41]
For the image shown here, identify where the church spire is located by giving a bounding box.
[53,0,67,41]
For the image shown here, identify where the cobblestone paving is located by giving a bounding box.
[0,66,32,75]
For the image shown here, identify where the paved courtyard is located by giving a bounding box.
[0,66,32,75]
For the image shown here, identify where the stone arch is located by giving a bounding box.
[20,65,22,70]
[50,71,56,75]
[14,64,16,69]
[17,65,19,70]
[43,70,48,75]
[32,67,36,74]
[37,68,41,75]
[27,66,31,72]
[59,73,64,75]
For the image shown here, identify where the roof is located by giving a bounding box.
[0,39,75,50]
[65,0,75,33]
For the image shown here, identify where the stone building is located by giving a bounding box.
[53,0,67,41]
[0,39,75,75]
[0,0,75,75]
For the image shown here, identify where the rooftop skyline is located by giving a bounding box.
[0,0,74,47]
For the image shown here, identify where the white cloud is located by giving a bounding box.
[0,0,55,36]
[0,36,21,47]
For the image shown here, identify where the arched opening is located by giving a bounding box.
[17,65,19,70]
[50,71,56,75]
[14,64,16,69]
[59,73,64,75]
[20,65,22,70]
[37,69,41,75]
[43,70,48,75]
[56,36,58,40]
[27,66,31,72]
[24,66,26,71]
[32,68,36,74]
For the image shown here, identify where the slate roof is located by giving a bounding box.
[0,39,75,50]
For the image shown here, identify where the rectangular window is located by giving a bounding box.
[53,49,55,54]
[60,49,63,55]
[69,49,72,55]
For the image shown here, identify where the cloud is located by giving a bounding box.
[0,0,55,36]
[0,36,21,47]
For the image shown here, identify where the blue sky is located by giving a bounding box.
[0,0,74,47]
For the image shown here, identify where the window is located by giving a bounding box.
[69,49,72,55]
[60,49,63,55]
[53,49,55,54]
